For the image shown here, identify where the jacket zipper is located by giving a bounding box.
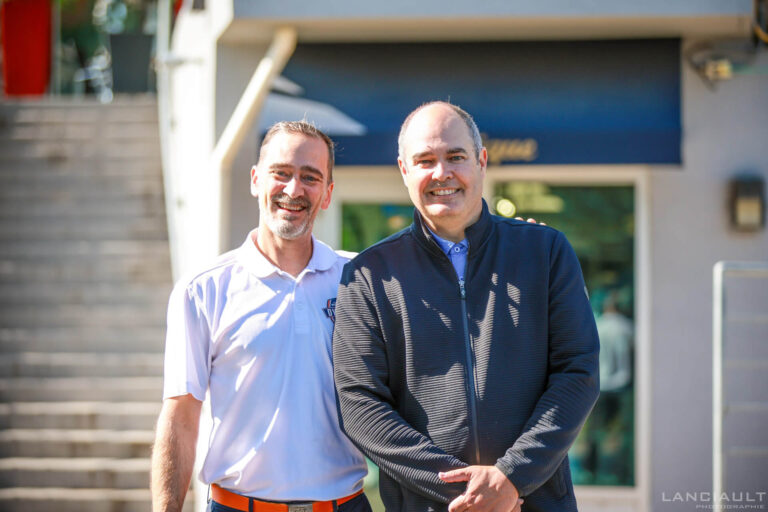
[459,278,482,464]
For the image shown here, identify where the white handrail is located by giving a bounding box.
[210,27,298,253]
[713,260,768,507]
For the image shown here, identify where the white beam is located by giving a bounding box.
[210,27,298,253]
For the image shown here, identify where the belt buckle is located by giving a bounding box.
[288,504,313,512]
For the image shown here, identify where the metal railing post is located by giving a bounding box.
[713,261,725,508]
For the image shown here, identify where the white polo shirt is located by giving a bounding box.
[163,231,367,500]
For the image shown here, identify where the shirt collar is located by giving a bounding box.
[427,227,469,256]
[412,199,491,256]
[239,229,337,278]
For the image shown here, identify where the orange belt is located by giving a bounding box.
[211,484,364,512]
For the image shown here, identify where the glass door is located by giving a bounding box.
[492,181,636,487]
[320,169,644,510]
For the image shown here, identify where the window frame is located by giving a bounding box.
[317,164,652,512]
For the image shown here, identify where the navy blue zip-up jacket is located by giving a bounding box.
[332,201,600,512]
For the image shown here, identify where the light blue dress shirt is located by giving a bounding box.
[428,229,469,281]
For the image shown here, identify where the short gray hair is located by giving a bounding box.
[397,101,483,162]
[259,121,335,183]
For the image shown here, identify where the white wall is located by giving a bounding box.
[165,7,219,280]
[650,44,768,510]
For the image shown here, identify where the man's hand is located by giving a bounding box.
[515,216,546,226]
[439,465,523,512]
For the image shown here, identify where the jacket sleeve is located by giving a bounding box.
[332,262,468,504]
[495,230,600,497]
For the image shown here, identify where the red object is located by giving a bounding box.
[1,0,52,96]
[211,485,364,512]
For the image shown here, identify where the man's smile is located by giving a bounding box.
[429,188,460,197]
[273,196,309,212]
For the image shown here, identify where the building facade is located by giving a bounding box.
[161,2,768,511]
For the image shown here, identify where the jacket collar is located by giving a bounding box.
[411,199,493,257]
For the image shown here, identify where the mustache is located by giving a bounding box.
[425,181,459,192]
[271,194,310,208]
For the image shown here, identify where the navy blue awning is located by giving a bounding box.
[278,40,681,166]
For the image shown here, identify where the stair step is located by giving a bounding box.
[0,160,163,178]
[0,304,167,328]
[0,487,193,512]
[0,258,172,284]
[0,377,162,401]
[0,284,171,307]
[0,327,164,352]
[0,429,155,458]
[0,216,166,237]
[0,98,158,122]
[3,122,161,143]
[0,198,167,219]
[0,139,161,161]
[0,353,164,378]
[0,170,162,186]
[0,171,162,187]
[0,239,169,259]
[0,402,160,430]
[0,223,168,242]
[0,458,150,489]
[0,183,164,201]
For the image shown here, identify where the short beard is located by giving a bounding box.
[264,215,311,240]
[262,194,312,240]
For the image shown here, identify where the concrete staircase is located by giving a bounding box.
[0,98,186,511]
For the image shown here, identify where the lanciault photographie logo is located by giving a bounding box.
[660,491,767,510]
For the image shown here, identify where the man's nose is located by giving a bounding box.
[432,160,453,181]
[283,176,302,197]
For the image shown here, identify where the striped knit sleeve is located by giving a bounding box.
[332,262,467,504]
[494,231,600,497]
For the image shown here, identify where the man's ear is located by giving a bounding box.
[320,182,335,210]
[478,147,488,173]
[398,158,409,186]
[250,166,259,197]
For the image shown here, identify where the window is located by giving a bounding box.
[342,203,414,252]
[493,181,636,486]
[339,181,637,507]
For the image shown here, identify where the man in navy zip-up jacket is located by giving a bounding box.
[332,102,600,512]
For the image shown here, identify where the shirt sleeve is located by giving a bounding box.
[333,262,468,504]
[162,279,211,401]
[494,230,600,497]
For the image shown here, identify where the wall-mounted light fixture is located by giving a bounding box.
[729,174,765,231]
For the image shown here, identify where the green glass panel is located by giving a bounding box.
[342,185,635,496]
[341,203,414,253]
[493,182,636,487]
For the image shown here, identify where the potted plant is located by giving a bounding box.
[93,0,154,92]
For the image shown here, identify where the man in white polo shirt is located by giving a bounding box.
[150,121,370,512]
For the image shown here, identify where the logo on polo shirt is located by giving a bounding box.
[323,298,336,323]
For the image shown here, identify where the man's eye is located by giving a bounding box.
[449,155,465,162]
